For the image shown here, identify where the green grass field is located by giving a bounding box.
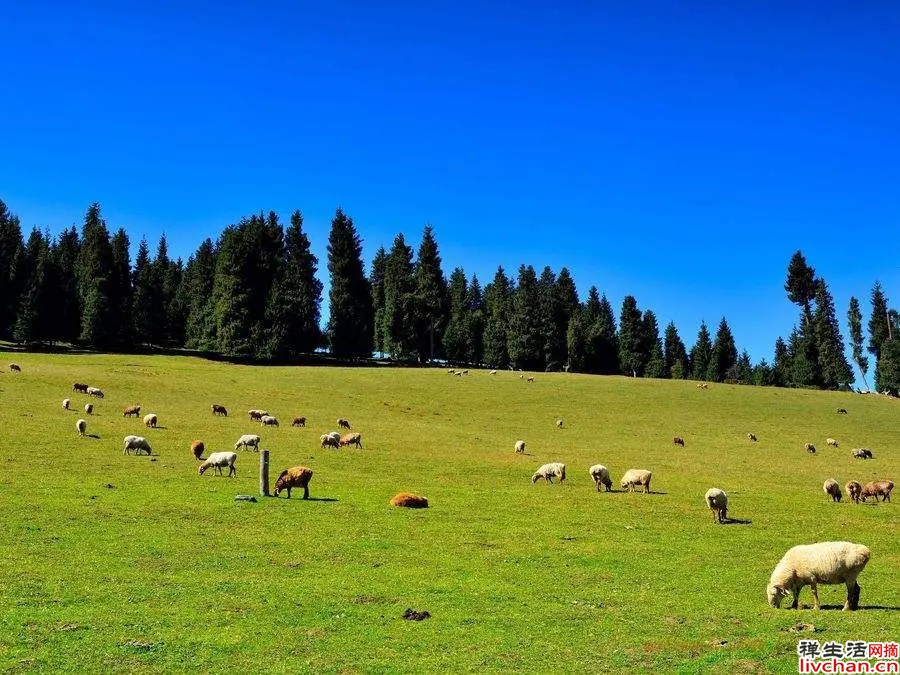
[0,352,896,673]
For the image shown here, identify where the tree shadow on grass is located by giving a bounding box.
[723,517,752,525]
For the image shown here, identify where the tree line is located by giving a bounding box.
[0,199,897,393]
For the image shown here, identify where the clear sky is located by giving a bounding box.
[2,1,898,373]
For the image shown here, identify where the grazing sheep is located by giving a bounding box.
[696,382,709,389]
[489,370,497,375]
[589,464,612,492]
[86,386,104,398]
[823,479,842,503]
[747,433,758,442]
[805,443,816,454]
[73,382,88,393]
[248,409,269,421]
[9,363,21,372]
[461,369,469,375]
[337,418,351,430]
[143,413,158,428]
[260,415,279,427]
[837,408,848,414]
[556,418,564,429]
[62,398,70,410]
[234,434,261,452]
[620,469,652,493]
[339,432,362,448]
[531,462,566,484]
[123,435,152,455]
[191,440,205,461]
[852,448,873,460]
[447,369,455,374]
[673,436,685,447]
[320,432,341,449]
[291,416,306,427]
[76,418,87,436]
[826,437,839,448]
[390,492,429,508]
[766,541,870,610]
[514,440,526,454]
[455,371,463,376]
[860,480,894,503]
[84,403,93,415]
[123,405,141,418]
[198,451,237,477]
[705,488,728,523]
[845,481,862,504]
[273,466,313,499]
[526,376,535,382]
[211,404,228,416]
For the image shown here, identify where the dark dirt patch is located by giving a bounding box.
[403,608,431,621]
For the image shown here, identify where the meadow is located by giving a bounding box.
[0,352,896,673]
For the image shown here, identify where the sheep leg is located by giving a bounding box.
[286,487,291,499]
[846,580,860,611]
[302,485,309,500]
[810,584,820,610]
[790,588,800,610]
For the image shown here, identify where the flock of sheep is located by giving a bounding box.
[5,361,895,611]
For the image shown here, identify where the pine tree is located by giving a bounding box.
[508,265,543,370]
[165,258,186,347]
[443,267,470,363]
[707,317,737,382]
[689,322,712,381]
[753,358,776,386]
[592,293,619,374]
[788,325,820,387]
[326,208,373,359]
[382,233,416,360]
[785,250,817,327]
[867,282,891,360]
[847,296,869,390]
[211,225,253,357]
[75,203,116,348]
[183,238,217,351]
[131,238,154,346]
[618,296,644,376]
[566,304,588,372]
[641,310,665,378]
[52,226,81,344]
[0,199,24,338]
[812,279,853,389]
[466,274,484,364]
[536,266,563,370]
[412,226,448,363]
[13,229,50,344]
[482,267,511,368]
[773,337,790,386]
[109,228,133,348]
[554,268,579,368]
[875,335,900,395]
[663,322,689,379]
[370,247,388,355]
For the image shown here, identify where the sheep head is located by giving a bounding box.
[198,464,209,475]
[531,473,541,483]
[767,585,789,608]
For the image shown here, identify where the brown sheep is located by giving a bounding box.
[291,416,306,427]
[73,382,89,393]
[123,405,141,418]
[211,404,228,416]
[9,363,21,372]
[852,448,873,460]
[673,436,685,447]
[339,432,362,449]
[823,479,842,503]
[845,481,862,504]
[273,466,313,499]
[860,480,894,503]
[337,418,351,430]
[390,492,429,508]
[191,440,205,461]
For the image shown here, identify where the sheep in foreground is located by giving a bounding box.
[337,418,351,430]
[260,415,279,427]
[704,488,728,523]
[234,434,260,452]
[339,432,362,449]
[826,437,839,448]
[766,541,870,610]
[211,404,227,416]
[845,481,862,504]
[589,464,612,492]
[673,436,685,447]
[273,466,313,499]
[76,419,87,436]
[320,432,341,449]
[747,433,758,442]
[9,363,21,372]
[852,448,873,460]
[620,469,652,493]
[805,443,816,454]
[123,405,141,418]
[860,480,894,503]
[514,440,526,454]
[191,440,205,461]
[86,386,104,398]
[532,462,566,484]
[144,413,158,428]
[84,403,93,415]
[291,416,306,427]
[123,435,152,455]
[198,451,237,477]
[390,492,428,508]
[62,398,70,411]
[823,479,842,503]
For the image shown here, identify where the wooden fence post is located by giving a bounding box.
[260,449,270,496]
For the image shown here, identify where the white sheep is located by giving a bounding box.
[62,398,70,410]
[234,434,260,452]
[766,541,871,611]
[84,403,93,415]
[704,488,728,523]
[86,386,104,398]
[123,435,152,455]
[531,462,566,484]
[589,464,612,492]
[260,415,279,426]
[320,433,340,449]
[489,370,497,375]
[823,479,842,503]
[76,418,87,436]
[144,413,158,428]
[198,451,237,477]
[556,418,564,429]
[826,437,839,448]
[620,469,652,493]
[514,440,526,454]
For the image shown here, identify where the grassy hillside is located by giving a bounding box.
[0,353,896,673]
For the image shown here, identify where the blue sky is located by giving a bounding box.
[2,1,898,373]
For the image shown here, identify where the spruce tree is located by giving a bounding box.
[482,267,511,368]
[773,337,790,386]
[412,226,448,363]
[689,321,712,381]
[183,238,217,351]
[165,258,186,347]
[370,247,388,355]
[75,203,116,348]
[211,225,253,357]
[592,294,619,374]
[641,310,665,378]
[875,336,900,395]
[52,226,81,344]
[382,233,416,360]
[788,325,820,387]
[131,238,154,346]
[847,296,869,390]
[536,266,563,370]
[812,279,852,389]
[663,322,689,379]
[326,208,373,359]
[466,274,484,364]
[785,250,817,327]
[867,282,891,360]
[443,267,470,363]
[566,304,588,372]
[13,229,50,344]
[707,317,737,382]
[554,268,579,368]
[618,296,644,376]
[109,228,133,348]
[0,200,24,338]
[508,265,543,370]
